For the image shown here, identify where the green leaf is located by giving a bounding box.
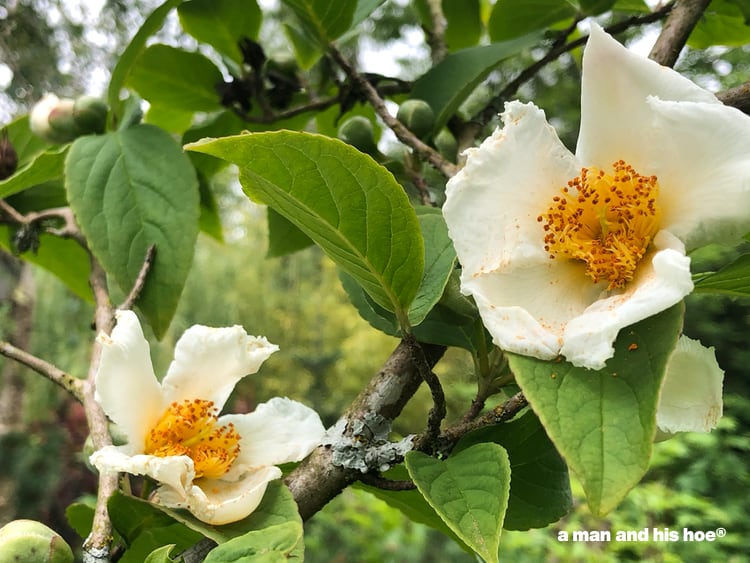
[282,0,356,45]
[339,270,480,350]
[161,481,302,545]
[267,207,313,257]
[4,114,49,166]
[488,0,577,41]
[353,0,386,27]
[65,500,95,539]
[405,207,455,325]
[197,171,224,242]
[0,146,68,198]
[454,411,572,531]
[689,0,750,48]
[405,443,510,563]
[203,521,304,563]
[108,0,184,120]
[178,0,262,63]
[354,465,473,554]
[65,124,199,337]
[0,227,93,302]
[186,131,424,318]
[578,0,617,14]
[126,44,224,112]
[107,493,203,563]
[694,253,750,297]
[143,545,177,563]
[411,35,539,135]
[508,304,684,516]
[444,0,482,50]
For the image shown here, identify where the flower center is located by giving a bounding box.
[144,399,241,479]
[537,160,661,290]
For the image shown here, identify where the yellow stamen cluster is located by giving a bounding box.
[145,398,241,479]
[537,160,661,290]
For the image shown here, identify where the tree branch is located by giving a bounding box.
[649,0,711,67]
[717,81,750,114]
[285,340,445,520]
[406,335,446,452]
[0,340,85,403]
[118,244,156,311]
[82,258,117,563]
[328,46,458,178]
[425,0,448,64]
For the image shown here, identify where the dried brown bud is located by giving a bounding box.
[0,129,18,180]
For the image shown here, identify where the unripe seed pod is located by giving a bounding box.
[337,116,380,157]
[0,519,74,563]
[396,99,434,139]
[434,128,457,162]
[73,95,108,135]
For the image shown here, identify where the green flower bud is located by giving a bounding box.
[0,519,74,563]
[73,96,108,135]
[337,116,380,157]
[396,99,435,139]
[30,94,79,144]
[434,128,457,162]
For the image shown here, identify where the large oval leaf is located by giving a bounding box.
[508,304,684,516]
[178,0,263,63]
[126,44,224,112]
[65,125,200,337]
[454,411,572,531]
[405,443,510,563]
[411,34,539,135]
[488,0,576,42]
[186,131,424,318]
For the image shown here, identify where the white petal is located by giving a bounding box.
[657,336,724,433]
[561,232,693,369]
[156,466,281,525]
[94,310,163,449]
[161,325,279,410]
[30,94,59,135]
[443,100,579,278]
[222,397,325,470]
[647,98,750,249]
[577,24,718,169]
[89,445,195,498]
[463,259,604,361]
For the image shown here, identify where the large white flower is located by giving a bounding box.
[443,24,750,370]
[89,310,325,525]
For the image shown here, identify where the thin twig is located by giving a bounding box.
[118,244,156,311]
[328,46,458,179]
[437,392,528,451]
[649,0,711,67]
[0,201,87,247]
[359,472,416,491]
[82,258,117,563]
[0,340,85,403]
[405,335,447,451]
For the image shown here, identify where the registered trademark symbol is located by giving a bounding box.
[716,527,727,538]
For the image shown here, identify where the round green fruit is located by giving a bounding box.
[396,99,435,139]
[337,116,380,156]
[0,519,74,563]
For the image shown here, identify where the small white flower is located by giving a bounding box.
[443,24,750,369]
[89,310,325,525]
[658,336,724,434]
[29,94,62,137]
